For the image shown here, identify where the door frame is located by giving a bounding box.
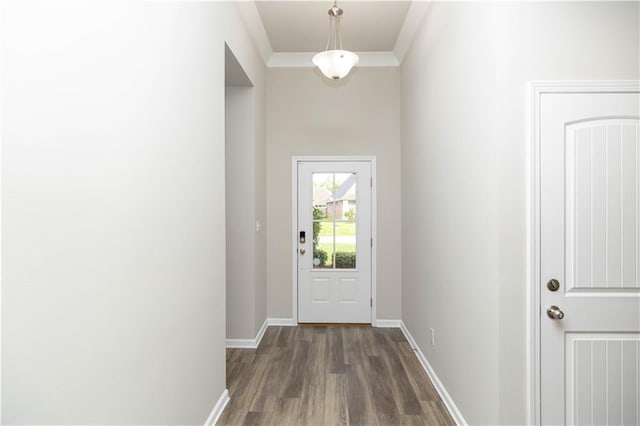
[528,80,640,425]
[291,156,377,324]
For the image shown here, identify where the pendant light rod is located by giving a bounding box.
[337,12,343,50]
[325,2,343,51]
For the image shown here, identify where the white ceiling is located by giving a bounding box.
[255,1,412,53]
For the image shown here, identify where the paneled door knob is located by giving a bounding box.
[546,305,565,320]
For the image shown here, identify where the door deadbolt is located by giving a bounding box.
[546,305,565,320]
[547,278,560,292]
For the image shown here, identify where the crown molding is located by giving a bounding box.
[236,0,428,68]
[268,52,399,68]
[393,0,431,64]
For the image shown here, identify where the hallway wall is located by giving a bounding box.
[266,67,402,321]
[225,57,268,341]
[2,2,265,423]
[226,86,257,340]
[400,2,640,424]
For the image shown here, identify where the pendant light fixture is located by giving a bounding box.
[312,1,359,80]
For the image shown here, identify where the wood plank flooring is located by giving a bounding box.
[218,326,455,426]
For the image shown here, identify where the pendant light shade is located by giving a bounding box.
[312,50,359,80]
[313,2,359,80]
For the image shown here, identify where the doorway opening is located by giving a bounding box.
[224,43,254,360]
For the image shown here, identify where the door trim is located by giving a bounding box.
[291,156,377,324]
[528,80,640,425]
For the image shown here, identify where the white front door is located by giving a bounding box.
[540,89,640,425]
[297,160,372,323]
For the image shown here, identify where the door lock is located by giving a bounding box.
[547,278,560,292]
[546,305,565,320]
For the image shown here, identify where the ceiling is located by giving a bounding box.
[255,1,412,53]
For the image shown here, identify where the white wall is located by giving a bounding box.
[225,83,267,340]
[226,86,257,339]
[1,1,264,423]
[254,86,268,335]
[223,10,268,342]
[401,2,640,424]
[266,67,402,321]
[222,3,270,340]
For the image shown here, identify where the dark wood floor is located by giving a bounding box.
[218,325,455,425]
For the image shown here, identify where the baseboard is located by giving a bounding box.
[267,317,297,326]
[399,321,468,426]
[255,318,268,345]
[225,338,257,348]
[373,319,402,328]
[204,388,229,426]
[226,319,268,349]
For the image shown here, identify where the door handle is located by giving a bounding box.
[299,249,306,255]
[546,305,565,320]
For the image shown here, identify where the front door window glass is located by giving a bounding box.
[312,173,357,269]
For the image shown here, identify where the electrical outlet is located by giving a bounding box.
[430,328,435,346]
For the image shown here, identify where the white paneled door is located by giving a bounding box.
[297,161,372,323]
[540,89,640,425]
